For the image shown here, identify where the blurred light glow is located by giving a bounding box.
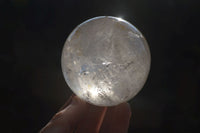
[116,17,124,22]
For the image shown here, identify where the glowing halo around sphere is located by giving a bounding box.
[61,16,151,106]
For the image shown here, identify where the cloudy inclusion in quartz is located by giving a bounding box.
[61,16,151,106]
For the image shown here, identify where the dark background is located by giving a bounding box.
[1,0,200,132]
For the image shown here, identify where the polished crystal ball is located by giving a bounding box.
[61,16,151,106]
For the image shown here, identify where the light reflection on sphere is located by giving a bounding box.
[61,16,151,106]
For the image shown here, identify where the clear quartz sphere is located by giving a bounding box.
[61,16,151,106]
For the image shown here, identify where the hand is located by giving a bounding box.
[40,95,131,133]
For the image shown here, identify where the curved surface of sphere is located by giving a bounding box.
[61,16,151,106]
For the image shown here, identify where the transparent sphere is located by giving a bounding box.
[61,16,151,106]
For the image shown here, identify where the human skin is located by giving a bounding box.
[40,95,131,133]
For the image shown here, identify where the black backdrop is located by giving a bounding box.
[1,0,200,132]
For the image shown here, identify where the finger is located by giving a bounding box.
[75,104,107,133]
[99,103,131,133]
[58,94,75,111]
[40,96,87,133]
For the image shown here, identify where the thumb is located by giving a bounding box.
[40,96,87,133]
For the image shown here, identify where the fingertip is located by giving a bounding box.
[115,102,132,118]
[122,102,132,119]
[99,102,132,133]
[58,94,75,111]
[71,96,87,106]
